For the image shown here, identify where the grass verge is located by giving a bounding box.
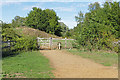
[67,49,118,67]
[2,51,54,78]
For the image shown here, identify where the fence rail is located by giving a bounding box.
[2,40,16,49]
[2,39,119,50]
[37,37,74,40]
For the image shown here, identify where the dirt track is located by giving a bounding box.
[40,50,118,78]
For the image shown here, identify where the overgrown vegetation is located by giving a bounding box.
[71,2,120,53]
[2,23,37,53]
[2,51,54,78]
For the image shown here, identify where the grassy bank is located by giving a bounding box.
[2,51,54,78]
[67,49,118,67]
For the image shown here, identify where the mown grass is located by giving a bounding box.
[2,51,54,78]
[67,49,118,67]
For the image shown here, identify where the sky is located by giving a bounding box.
[1,0,120,29]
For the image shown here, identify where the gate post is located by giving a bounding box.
[49,37,52,50]
[37,37,40,49]
[65,37,67,49]
[58,42,61,50]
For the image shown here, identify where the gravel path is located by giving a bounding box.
[40,50,118,78]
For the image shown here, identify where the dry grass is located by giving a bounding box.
[15,26,59,38]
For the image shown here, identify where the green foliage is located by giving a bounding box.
[72,2,120,52]
[2,23,37,52]
[2,23,20,41]
[65,31,71,38]
[26,7,62,36]
[2,23,12,29]
[59,22,69,37]
[14,36,37,51]
[75,11,84,24]
[12,16,26,27]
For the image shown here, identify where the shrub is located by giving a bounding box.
[14,36,37,51]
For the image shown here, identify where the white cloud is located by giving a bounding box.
[60,20,77,29]
[0,6,1,20]
[52,7,74,12]
[1,0,106,2]
[2,0,75,2]
[23,3,44,11]
[72,3,88,8]
[23,3,75,12]
[23,6,39,11]
[4,0,120,2]
[0,2,21,6]
[98,1,104,8]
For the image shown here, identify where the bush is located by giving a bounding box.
[14,36,37,51]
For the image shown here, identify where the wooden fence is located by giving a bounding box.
[3,39,119,50]
[2,40,16,49]
[37,37,74,50]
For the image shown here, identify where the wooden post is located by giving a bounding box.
[37,37,40,49]
[49,37,52,50]
[58,42,61,50]
[65,37,67,49]
[37,37,39,45]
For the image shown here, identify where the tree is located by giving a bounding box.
[72,2,120,52]
[2,22,20,41]
[44,9,61,36]
[59,22,69,37]
[88,2,100,11]
[65,31,71,38]
[26,7,62,36]
[12,16,26,27]
[75,11,84,24]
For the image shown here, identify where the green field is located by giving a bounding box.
[67,49,118,67]
[2,51,54,78]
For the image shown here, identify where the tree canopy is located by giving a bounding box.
[26,7,62,36]
[72,2,120,52]
[12,16,26,27]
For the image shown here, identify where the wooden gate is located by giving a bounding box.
[37,37,74,50]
